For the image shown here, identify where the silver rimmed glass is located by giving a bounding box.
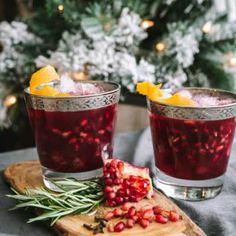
[24,81,120,191]
[148,88,236,201]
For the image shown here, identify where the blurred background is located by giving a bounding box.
[0,0,236,152]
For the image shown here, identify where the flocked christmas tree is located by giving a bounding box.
[0,0,236,149]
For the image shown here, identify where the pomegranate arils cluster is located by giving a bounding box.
[103,159,153,206]
[106,204,181,233]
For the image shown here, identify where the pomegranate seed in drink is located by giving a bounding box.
[114,221,125,232]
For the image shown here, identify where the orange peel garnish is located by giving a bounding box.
[153,92,196,106]
[30,65,60,95]
[136,81,163,97]
[136,81,196,106]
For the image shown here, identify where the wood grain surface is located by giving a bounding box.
[4,160,206,236]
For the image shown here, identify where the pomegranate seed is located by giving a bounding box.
[139,219,149,228]
[142,209,154,221]
[113,208,123,217]
[105,178,113,186]
[155,214,168,224]
[117,161,124,171]
[103,172,110,178]
[121,202,131,211]
[153,205,162,215]
[126,218,135,228]
[127,207,136,218]
[110,160,117,168]
[108,224,114,232]
[132,215,139,222]
[108,192,116,199]
[168,211,180,222]
[114,221,125,232]
[114,179,121,185]
[140,205,152,212]
[105,162,110,168]
[105,211,114,220]
[108,201,116,207]
[109,167,116,173]
[115,196,124,204]
[104,186,113,193]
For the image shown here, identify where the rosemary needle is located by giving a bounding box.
[6,178,104,225]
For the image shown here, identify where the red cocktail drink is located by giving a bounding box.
[28,104,117,173]
[148,88,236,200]
[150,115,235,180]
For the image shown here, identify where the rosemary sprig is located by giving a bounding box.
[6,178,104,225]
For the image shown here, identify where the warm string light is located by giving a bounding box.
[3,95,17,107]
[156,42,166,52]
[57,4,64,13]
[229,57,236,67]
[141,20,154,29]
[202,21,212,33]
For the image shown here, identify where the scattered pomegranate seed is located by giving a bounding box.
[142,209,155,221]
[114,221,125,232]
[132,215,139,222]
[108,224,114,232]
[139,219,150,228]
[127,206,136,218]
[140,205,152,212]
[168,211,180,222]
[105,211,114,220]
[126,218,135,228]
[113,208,123,217]
[155,214,168,224]
[121,202,131,211]
[153,205,162,215]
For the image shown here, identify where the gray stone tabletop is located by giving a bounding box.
[0,130,235,236]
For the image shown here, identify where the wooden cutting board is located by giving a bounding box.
[4,160,206,236]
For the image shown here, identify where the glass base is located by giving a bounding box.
[42,166,103,192]
[153,168,224,201]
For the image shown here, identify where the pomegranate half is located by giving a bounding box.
[103,159,153,206]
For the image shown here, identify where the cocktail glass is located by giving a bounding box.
[24,81,120,191]
[148,88,236,200]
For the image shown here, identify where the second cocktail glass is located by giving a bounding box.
[148,88,236,200]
